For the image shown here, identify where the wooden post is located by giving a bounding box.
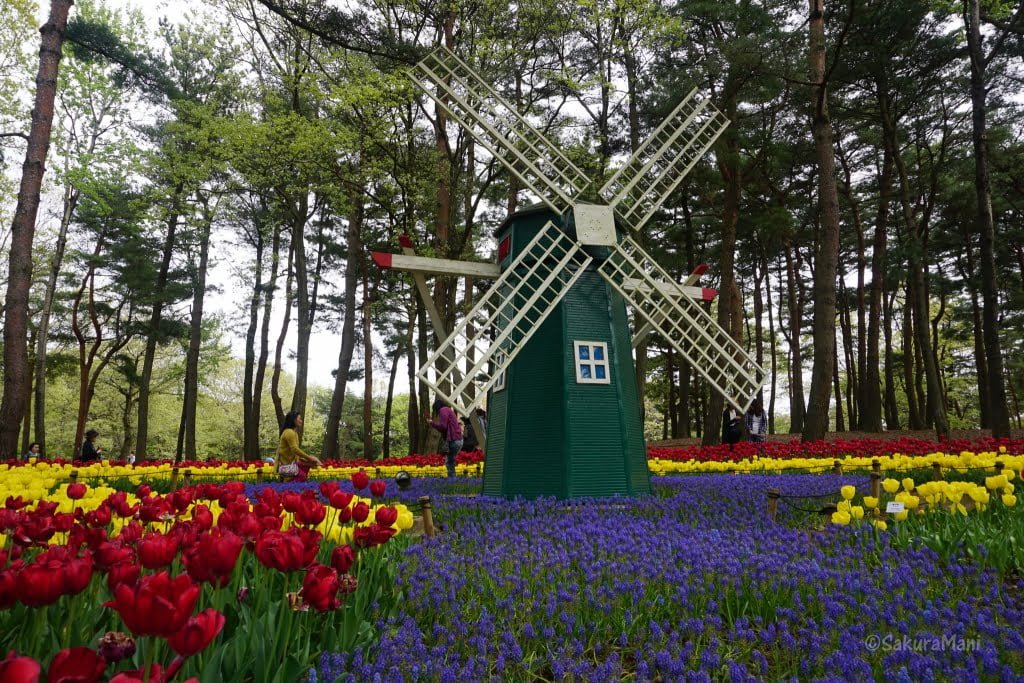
[418,495,436,537]
[767,489,780,524]
[171,467,179,490]
[871,459,881,474]
[69,470,78,484]
[995,461,1005,475]
[475,463,482,477]
[183,470,192,487]
[375,467,382,479]
[870,473,881,500]
[832,460,842,475]
[932,462,943,481]
[256,469,263,483]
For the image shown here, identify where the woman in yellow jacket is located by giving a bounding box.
[278,411,322,481]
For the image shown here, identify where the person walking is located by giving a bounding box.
[277,411,321,482]
[427,399,463,479]
[79,430,102,463]
[721,407,742,451]
[745,399,768,444]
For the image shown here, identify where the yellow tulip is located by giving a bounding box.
[872,520,887,531]
[841,485,855,501]
[1005,482,1015,494]
[837,500,851,513]
[863,496,878,509]
[985,475,1008,490]
[882,479,900,494]
[1003,494,1017,507]
[831,510,851,525]
[902,478,915,492]
[851,506,865,520]
[903,495,920,510]
[894,510,909,521]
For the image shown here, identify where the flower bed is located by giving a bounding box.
[316,475,1024,681]
[0,473,412,682]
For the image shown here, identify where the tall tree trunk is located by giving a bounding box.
[242,219,265,461]
[251,222,281,456]
[322,190,363,461]
[960,230,989,427]
[838,277,857,427]
[408,303,423,454]
[136,190,183,460]
[271,239,295,427]
[176,204,213,462]
[382,338,403,459]
[862,143,892,432]
[0,0,74,458]
[703,90,742,447]
[783,245,805,432]
[832,332,844,432]
[33,175,76,455]
[883,288,900,429]
[803,0,843,442]
[766,257,778,434]
[361,272,374,460]
[289,196,311,418]
[965,0,1011,437]
[753,253,765,407]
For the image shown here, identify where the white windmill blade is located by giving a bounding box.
[410,46,590,213]
[417,222,594,417]
[598,89,730,232]
[598,236,766,413]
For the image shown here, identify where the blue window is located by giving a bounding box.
[573,341,610,384]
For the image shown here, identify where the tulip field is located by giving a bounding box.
[1,437,1023,682]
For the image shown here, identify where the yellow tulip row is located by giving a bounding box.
[831,471,1018,527]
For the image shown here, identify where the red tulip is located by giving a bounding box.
[64,554,94,596]
[106,563,140,593]
[351,471,370,490]
[0,650,40,683]
[137,533,179,569]
[294,498,326,526]
[300,564,341,611]
[16,557,65,606]
[105,571,200,637]
[66,483,88,500]
[353,523,396,549]
[318,481,340,498]
[328,490,353,510]
[254,531,307,573]
[0,563,23,610]
[94,542,134,571]
[375,506,398,527]
[351,501,370,523]
[47,647,106,683]
[167,608,225,657]
[295,528,322,566]
[108,663,164,683]
[4,496,28,510]
[330,545,355,574]
[369,480,386,498]
[182,531,243,587]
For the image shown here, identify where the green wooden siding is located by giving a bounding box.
[479,205,651,499]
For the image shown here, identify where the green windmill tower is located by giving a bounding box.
[380,47,766,499]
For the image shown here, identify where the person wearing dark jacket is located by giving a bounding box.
[721,408,742,450]
[79,429,102,463]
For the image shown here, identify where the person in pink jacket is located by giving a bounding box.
[426,399,463,479]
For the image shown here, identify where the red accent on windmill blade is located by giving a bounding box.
[498,235,511,261]
[701,288,718,301]
[371,252,393,269]
[398,234,413,249]
[691,263,708,276]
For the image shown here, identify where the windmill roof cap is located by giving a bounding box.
[495,202,559,235]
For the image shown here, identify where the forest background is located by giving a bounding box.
[0,0,1021,461]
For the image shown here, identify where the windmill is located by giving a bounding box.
[375,47,767,498]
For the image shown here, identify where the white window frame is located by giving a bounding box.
[573,341,611,385]
[492,351,507,392]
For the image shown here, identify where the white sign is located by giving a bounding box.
[886,501,905,514]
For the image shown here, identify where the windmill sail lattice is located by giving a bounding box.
[598,236,765,412]
[598,89,730,232]
[409,46,766,416]
[411,48,589,211]
[418,222,593,415]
